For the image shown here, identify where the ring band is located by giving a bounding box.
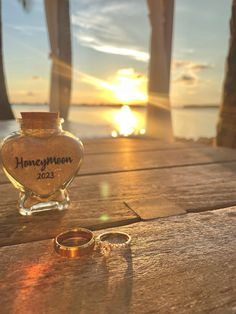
[96,231,131,249]
[54,228,95,258]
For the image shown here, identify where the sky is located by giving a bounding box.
[2,0,232,106]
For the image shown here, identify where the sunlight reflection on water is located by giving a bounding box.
[111,105,145,137]
[13,104,218,140]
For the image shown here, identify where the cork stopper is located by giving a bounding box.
[21,112,59,120]
[19,112,62,130]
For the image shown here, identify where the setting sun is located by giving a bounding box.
[110,69,147,104]
[78,68,147,105]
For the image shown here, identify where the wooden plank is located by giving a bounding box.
[0,207,235,314]
[1,145,235,184]
[126,197,187,219]
[17,161,236,214]
[0,132,207,183]
[2,161,236,246]
[81,146,236,175]
[122,161,236,219]
[82,137,205,155]
[38,160,236,215]
[0,200,139,247]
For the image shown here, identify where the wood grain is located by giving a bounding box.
[125,197,187,219]
[82,137,205,155]
[0,135,207,183]
[0,200,139,247]
[1,145,235,184]
[43,160,236,215]
[2,161,236,245]
[0,207,235,314]
[80,146,236,176]
[38,160,236,211]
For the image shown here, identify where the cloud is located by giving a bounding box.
[71,3,130,44]
[173,60,188,68]
[190,63,213,71]
[7,24,46,36]
[26,91,35,97]
[75,34,149,62]
[173,59,213,71]
[31,75,41,80]
[72,0,148,62]
[180,48,195,54]
[172,59,213,87]
[175,73,197,85]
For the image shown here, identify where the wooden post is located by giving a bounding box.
[44,0,72,120]
[0,0,14,120]
[146,0,174,141]
[216,0,236,148]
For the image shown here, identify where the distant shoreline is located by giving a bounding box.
[13,103,146,109]
[173,104,219,109]
[13,103,220,109]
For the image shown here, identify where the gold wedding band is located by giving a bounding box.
[96,231,131,249]
[54,228,95,258]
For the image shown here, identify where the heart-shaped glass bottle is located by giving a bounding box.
[0,112,83,215]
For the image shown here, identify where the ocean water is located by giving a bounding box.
[172,107,219,140]
[12,104,219,140]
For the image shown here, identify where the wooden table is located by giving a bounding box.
[0,128,236,313]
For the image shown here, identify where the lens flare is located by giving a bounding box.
[112,105,137,136]
[111,130,118,138]
[99,181,110,199]
[100,214,110,222]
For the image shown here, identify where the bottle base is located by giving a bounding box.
[18,190,70,216]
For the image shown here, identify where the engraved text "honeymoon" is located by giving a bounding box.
[15,156,73,171]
